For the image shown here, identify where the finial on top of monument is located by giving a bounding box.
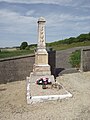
[38,17,46,22]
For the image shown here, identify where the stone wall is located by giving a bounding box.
[0,50,56,84]
[0,55,35,84]
[0,47,90,84]
[81,49,90,71]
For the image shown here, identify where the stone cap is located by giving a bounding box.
[38,17,46,22]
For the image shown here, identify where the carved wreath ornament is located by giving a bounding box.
[40,26,44,43]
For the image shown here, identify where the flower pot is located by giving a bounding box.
[42,84,47,89]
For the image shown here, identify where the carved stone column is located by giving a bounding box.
[33,17,51,75]
[37,17,46,49]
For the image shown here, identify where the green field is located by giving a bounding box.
[0,32,90,59]
[0,41,90,59]
[47,41,90,51]
[47,32,90,50]
[0,50,34,59]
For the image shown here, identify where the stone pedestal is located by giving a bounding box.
[33,64,51,75]
[33,49,51,75]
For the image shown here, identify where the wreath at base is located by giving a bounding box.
[36,78,52,85]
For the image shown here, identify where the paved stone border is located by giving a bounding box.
[26,77,72,104]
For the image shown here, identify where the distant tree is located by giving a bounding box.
[63,37,76,44]
[20,42,28,50]
[25,46,30,50]
[77,33,90,42]
[86,32,90,41]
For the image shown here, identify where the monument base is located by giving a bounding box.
[30,72,55,83]
[26,76,72,104]
[33,64,51,76]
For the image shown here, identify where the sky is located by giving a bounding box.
[0,0,90,48]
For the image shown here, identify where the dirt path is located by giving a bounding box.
[0,72,90,120]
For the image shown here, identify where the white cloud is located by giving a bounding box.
[80,4,90,9]
[26,10,35,16]
[0,9,18,18]
[0,9,37,23]
[0,9,37,33]
[46,13,90,27]
[45,13,90,39]
[0,0,73,5]
[0,0,90,47]
[1,0,88,8]
[0,8,90,34]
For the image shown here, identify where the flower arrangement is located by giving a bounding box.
[36,78,52,85]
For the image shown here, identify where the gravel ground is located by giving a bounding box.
[0,71,90,120]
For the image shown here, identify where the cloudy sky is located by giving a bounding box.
[0,0,90,48]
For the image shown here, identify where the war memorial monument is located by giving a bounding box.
[26,17,72,104]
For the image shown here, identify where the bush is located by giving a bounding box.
[69,50,81,68]
[20,42,28,50]
[25,46,30,50]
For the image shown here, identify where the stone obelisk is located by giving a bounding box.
[33,17,51,75]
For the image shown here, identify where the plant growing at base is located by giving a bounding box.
[69,50,81,68]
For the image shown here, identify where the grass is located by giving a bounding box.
[69,50,81,68]
[48,41,90,51]
[0,50,34,59]
[0,41,90,59]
